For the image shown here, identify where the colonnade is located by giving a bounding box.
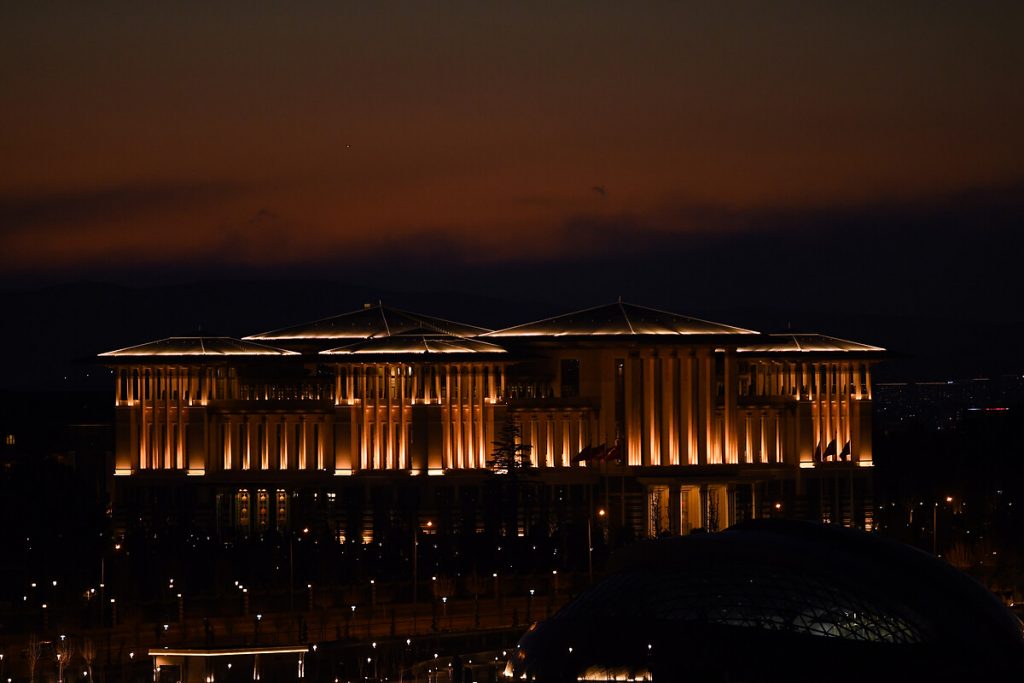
[519,409,597,468]
[217,414,330,472]
[615,352,873,469]
[112,356,874,476]
[116,365,226,472]
[338,363,506,472]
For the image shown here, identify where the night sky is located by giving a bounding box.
[1,3,1023,382]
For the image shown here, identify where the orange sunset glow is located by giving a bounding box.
[1,3,1022,274]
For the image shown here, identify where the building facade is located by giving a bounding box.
[100,302,883,539]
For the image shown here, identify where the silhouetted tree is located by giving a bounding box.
[27,635,42,683]
[81,638,96,683]
[489,414,534,536]
[488,414,533,476]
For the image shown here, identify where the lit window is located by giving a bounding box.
[275,489,289,531]
[235,490,251,533]
[256,489,270,531]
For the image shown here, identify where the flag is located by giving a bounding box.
[824,439,837,458]
[839,440,851,460]
[573,444,607,463]
[573,444,596,463]
[602,439,622,462]
[814,442,822,462]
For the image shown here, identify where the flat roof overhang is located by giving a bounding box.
[149,646,308,658]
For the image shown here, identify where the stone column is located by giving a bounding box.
[724,352,738,465]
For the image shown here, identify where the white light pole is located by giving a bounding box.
[588,508,606,584]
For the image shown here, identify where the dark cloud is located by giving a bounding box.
[321,181,1024,327]
[211,207,303,264]
[0,181,243,235]
[3,181,1021,334]
[2,182,1021,384]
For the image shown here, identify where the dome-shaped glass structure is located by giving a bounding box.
[506,520,1024,682]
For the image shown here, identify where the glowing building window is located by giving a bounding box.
[275,489,289,531]
[4,434,13,446]
[235,490,251,534]
[256,489,270,531]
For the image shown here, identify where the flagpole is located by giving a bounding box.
[597,444,605,543]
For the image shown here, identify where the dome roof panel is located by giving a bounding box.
[244,304,491,341]
[485,301,758,338]
[99,337,298,357]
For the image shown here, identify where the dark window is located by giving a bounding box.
[560,359,580,397]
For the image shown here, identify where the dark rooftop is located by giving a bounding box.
[243,303,492,341]
[320,336,506,355]
[98,337,299,357]
[737,333,885,353]
[485,301,759,338]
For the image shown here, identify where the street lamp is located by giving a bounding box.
[587,509,606,584]
[345,604,355,638]
[934,496,954,555]
[413,520,432,633]
[493,572,502,623]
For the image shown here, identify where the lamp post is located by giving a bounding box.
[934,496,954,555]
[412,523,418,633]
[370,578,377,634]
[587,508,606,584]
[430,576,438,631]
[55,634,71,683]
[99,555,105,618]
[413,520,431,633]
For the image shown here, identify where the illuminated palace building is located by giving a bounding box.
[100,302,883,539]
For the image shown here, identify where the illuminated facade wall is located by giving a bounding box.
[101,304,883,535]
[112,362,509,477]
[510,348,874,469]
[332,362,506,473]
